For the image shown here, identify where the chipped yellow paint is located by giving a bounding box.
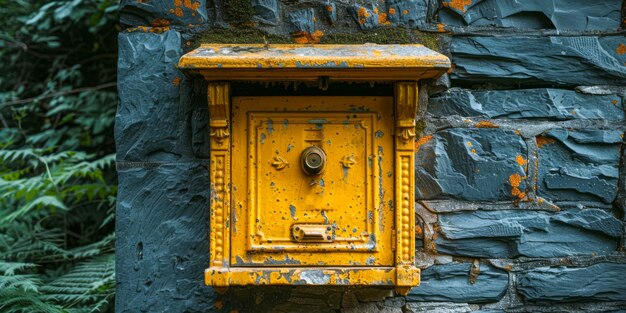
[177,44,450,82]
[180,45,450,294]
[231,98,394,267]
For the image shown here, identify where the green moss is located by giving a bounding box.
[415,119,427,137]
[223,0,255,24]
[321,28,414,44]
[195,27,442,52]
[197,28,291,46]
[413,31,441,52]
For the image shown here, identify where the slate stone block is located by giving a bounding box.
[436,0,622,31]
[253,0,280,25]
[116,30,195,162]
[415,128,528,201]
[119,0,207,27]
[349,4,380,30]
[407,263,508,303]
[435,209,621,258]
[429,88,625,121]
[537,129,622,204]
[323,2,337,24]
[115,164,214,312]
[517,263,626,302]
[404,302,474,313]
[386,0,428,28]
[288,8,316,34]
[451,36,626,86]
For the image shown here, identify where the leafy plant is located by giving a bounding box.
[0,0,119,312]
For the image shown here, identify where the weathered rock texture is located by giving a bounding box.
[517,263,626,302]
[436,0,622,31]
[116,0,626,312]
[436,209,621,258]
[537,129,622,204]
[407,263,508,303]
[451,36,626,86]
[429,88,625,121]
[415,128,528,201]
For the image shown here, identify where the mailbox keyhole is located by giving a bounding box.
[301,146,326,176]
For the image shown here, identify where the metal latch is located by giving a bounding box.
[291,224,334,243]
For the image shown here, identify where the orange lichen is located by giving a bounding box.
[152,18,171,27]
[175,7,183,17]
[509,173,526,199]
[616,43,626,55]
[466,141,473,147]
[474,121,499,128]
[536,136,555,148]
[415,225,423,237]
[471,148,476,154]
[402,9,409,15]
[515,155,527,168]
[612,99,618,105]
[357,7,370,25]
[292,30,325,44]
[378,12,391,25]
[388,8,396,15]
[125,25,171,33]
[436,23,445,32]
[327,5,333,12]
[174,0,182,6]
[415,135,433,151]
[442,0,472,13]
[509,174,522,187]
[183,0,201,10]
[172,77,181,86]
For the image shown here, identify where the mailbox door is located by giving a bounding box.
[230,97,395,267]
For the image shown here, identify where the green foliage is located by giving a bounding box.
[0,0,119,312]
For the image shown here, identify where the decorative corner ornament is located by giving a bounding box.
[340,155,356,168]
[397,126,416,144]
[271,155,289,170]
[210,126,230,143]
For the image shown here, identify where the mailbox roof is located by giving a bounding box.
[178,44,450,81]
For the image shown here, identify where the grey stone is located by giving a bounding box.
[451,36,626,86]
[348,4,380,30]
[436,209,621,258]
[253,0,280,25]
[386,0,428,28]
[415,128,528,201]
[115,164,214,312]
[404,302,473,313]
[429,88,625,121]
[407,262,508,303]
[342,302,402,313]
[436,0,622,31]
[116,30,196,162]
[323,1,337,24]
[537,129,622,204]
[517,263,626,302]
[119,0,207,27]
[288,8,316,34]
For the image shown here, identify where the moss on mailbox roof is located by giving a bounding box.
[178,44,450,70]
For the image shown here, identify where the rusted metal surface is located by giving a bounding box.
[191,46,450,294]
[178,44,450,81]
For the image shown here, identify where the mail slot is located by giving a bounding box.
[178,44,450,294]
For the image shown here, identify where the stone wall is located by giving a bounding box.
[116,0,626,312]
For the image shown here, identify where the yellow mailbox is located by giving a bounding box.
[178,44,450,294]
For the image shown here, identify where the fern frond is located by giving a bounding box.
[40,254,115,309]
[0,289,63,313]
